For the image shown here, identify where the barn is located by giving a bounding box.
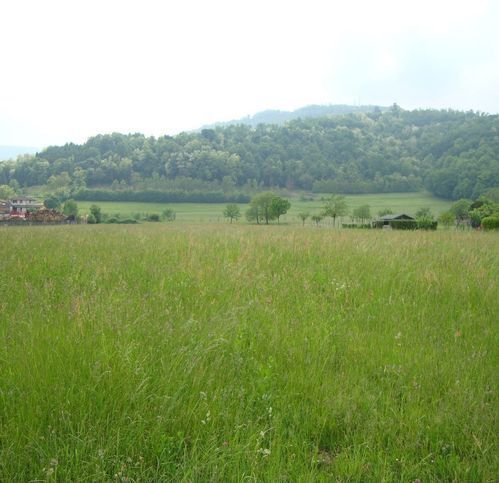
[373,213,416,229]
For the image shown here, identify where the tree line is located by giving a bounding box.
[223,188,499,229]
[0,107,498,200]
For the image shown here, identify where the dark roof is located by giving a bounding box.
[10,196,39,201]
[379,213,415,221]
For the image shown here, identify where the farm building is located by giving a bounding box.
[0,200,11,219]
[373,213,416,229]
[8,196,43,218]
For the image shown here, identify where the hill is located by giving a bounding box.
[201,104,390,128]
[1,107,498,200]
[0,145,39,161]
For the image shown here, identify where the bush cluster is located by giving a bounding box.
[417,218,438,230]
[106,218,138,224]
[342,223,372,229]
[372,220,438,230]
[481,216,499,230]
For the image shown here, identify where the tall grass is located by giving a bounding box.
[0,225,497,481]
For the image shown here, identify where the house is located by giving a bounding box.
[373,213,415,229]
[8,196,43,218]
[0,200,11,219]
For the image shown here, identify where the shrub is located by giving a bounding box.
[105,216,138,224]
[63,199,78,219]
[482,216,499,230]
[438,211,456,227]
[162,209,176,222]
[44,194,61,210]
[342,223,371,229]
[417,218,438,230]
[390,220,418,230]
[89,204,102,223]
[146,213,161,222]
[469,211,482,228]
[373,220,418,229]
[87,213,96,224]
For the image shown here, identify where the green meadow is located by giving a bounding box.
[0,224,497,481]
[76,191,452,223]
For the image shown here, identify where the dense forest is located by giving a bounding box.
[1,106,498,200]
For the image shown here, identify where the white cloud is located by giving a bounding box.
[0,0,498,145]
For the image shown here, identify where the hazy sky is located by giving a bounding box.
[1,0,498,147]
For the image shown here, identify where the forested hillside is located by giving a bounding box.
[1,107,498,200]
[201,104,390,128]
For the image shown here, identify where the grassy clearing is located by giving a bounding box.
[0,225,497,480]
[76,191,452,223]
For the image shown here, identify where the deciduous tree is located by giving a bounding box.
[0,184,15,199]
[323,194,348,227]
[63,199,78,219]
[353,204,371,223]
[223,203,241,223]
[44,194,61,210]
[270,196,291,223]
[311,214,323,226]
[298,211,309,226]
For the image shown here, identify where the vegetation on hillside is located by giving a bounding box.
[1,107,497,200]
[201,103,390,128]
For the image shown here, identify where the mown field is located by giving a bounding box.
[0,224,497,481]
[76,191,452,223]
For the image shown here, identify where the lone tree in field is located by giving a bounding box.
[323,194,348,227]
[223,203,241,223]
[353,204,371,223]
[247,192,291,224]
[271,196,291,223]
[311,214,323,226]
[298,211,310,226]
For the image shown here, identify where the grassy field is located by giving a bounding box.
[0,224,497,481]
[76,191,453,223]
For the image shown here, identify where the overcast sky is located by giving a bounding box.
[1,0,498,147]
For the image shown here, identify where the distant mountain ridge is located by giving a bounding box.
[0,146,39,161]
[202,104,390,128]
